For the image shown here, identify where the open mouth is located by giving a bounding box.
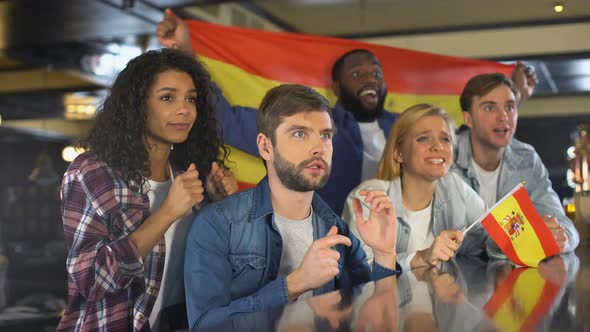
[359,89,377,97]
[427,157,446,165]
[306,161,325,170]
[358,88,378,105]
[493,128,510,135]
[304,158,328,172]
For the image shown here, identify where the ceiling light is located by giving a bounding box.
[63,93,99,120]
[554,3,564,13]
[62,146,86,163]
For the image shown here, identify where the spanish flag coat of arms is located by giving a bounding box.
[481,184,561,267]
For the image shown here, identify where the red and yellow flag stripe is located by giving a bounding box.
[188,20,514,124]
[187,20,514,187]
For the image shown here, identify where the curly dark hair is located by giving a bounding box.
[82,48,228,192]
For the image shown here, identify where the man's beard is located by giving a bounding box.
[339,87,386,122]
[273,150,331,192]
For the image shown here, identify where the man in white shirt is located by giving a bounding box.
[451,73,579,253]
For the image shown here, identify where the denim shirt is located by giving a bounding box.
[184,177,401,330]
[343,173,492,271]
[451,130,580,253]
[212,84,398,215]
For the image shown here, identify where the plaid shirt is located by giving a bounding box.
[57,152,164,332]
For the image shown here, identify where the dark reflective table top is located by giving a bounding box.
[204,245,589,332]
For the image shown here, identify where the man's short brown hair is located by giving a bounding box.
[257,84,334,144]
[460,73,520,113]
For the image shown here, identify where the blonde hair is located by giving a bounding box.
[376,104,455,181]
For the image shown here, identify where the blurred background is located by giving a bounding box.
[0,1,589,331]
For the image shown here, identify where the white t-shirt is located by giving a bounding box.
[274,209,314,300]
[147,176,194,330]
[358,121,387,181]
[402,202,434,269]
[472,159,502,207]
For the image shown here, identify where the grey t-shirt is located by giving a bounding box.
[274,209,314,300]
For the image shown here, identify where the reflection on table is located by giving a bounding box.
[199,253,583,332]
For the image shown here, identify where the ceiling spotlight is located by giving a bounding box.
[554,3,564,13]
[62,146,86,163]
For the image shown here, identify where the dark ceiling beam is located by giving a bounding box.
[1,0,155,49]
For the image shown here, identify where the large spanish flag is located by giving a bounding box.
[481,184,561,267]
[483,267,561,332]
[186,20,514,188]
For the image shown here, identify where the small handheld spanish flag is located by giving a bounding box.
[467,183,561,267]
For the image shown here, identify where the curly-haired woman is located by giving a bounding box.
[57,48,238,332]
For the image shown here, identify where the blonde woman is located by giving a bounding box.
[343,104,490,271]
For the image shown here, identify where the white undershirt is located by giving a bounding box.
[402,202,434,269]
[404,202,435,252]
[147,175,194,329]
[472,159,502,207]
[274,209,314,300]
[358,121,387,181]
